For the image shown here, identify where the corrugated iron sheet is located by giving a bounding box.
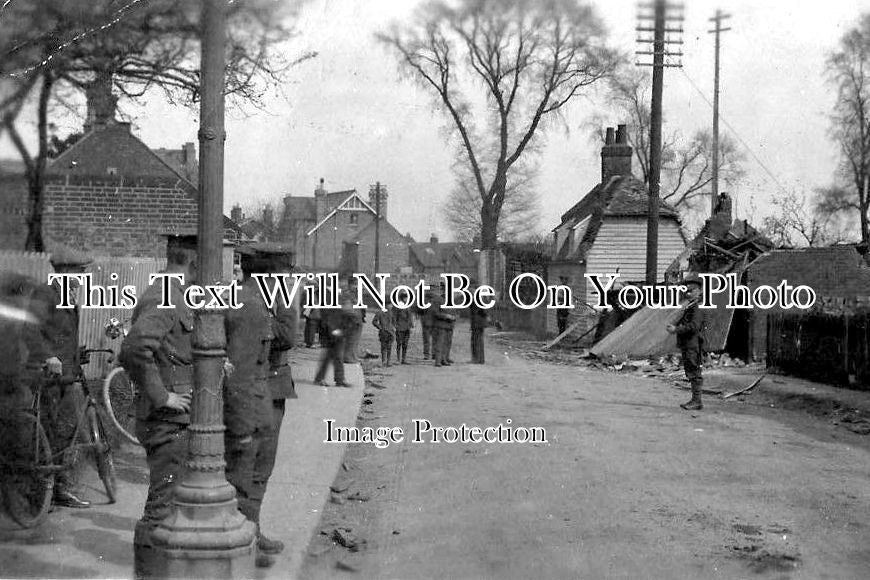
[79,257,166,380]
[0,249,52,281]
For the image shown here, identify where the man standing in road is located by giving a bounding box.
[667,274,705,411]
[393,303,413,364]
[249,246,297,559]
[469,282,488,364]
[121,235,196,574]
[432,284,456,367]
[315,291,355,387]
[223,253,278,568]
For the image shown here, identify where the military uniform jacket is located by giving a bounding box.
[392,308,414,332]
[674,300,704,351]
[268,300,298,400]
[469,302,488,330]
[224,283,274,436]
[121,278,194,424]
[431,294,456,330]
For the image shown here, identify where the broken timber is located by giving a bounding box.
[722,375,766,400]
[543,319,597,350]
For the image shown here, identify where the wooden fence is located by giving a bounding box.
[767,312,870,389]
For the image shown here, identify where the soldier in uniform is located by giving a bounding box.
[372,306,395,367]
[223,253,277,567]
[432,284,456,366]
[121,235,196,573]
[418,298,435,360]
[667,274,705,411]
[37,245,94,508]
[247,245,297,558]
[393,303,413,364]
[315,291,354,387]
[469,282,488,364]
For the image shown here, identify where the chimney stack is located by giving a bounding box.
[600,124,633,183]
[230,205,243,224]
[430,233,439,244]
[263,206,274,230]
[315,178,327,220]
[83,72,118,132]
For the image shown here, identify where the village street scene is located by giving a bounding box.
[1,0,870,579]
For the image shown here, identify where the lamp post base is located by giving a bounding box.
[134,492,256,580]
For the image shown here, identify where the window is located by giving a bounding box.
[349,213,358,225]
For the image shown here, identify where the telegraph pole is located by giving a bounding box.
[709,9,731,216]
[637,0,683,285]
[145,1,256,576]
[371,182,385,274]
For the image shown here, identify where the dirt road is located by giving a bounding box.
[301,323,870,580]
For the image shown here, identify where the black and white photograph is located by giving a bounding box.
[1,0,869,578]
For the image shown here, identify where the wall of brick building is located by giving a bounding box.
[43,177,198,258]
[746,247,870,360]
[354,224,411,277]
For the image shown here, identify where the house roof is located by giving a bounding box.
[409,241,477,270]
[749,245,870,285]
[48,122,196,193]
[553,175,680,262]
[306,191,376,236]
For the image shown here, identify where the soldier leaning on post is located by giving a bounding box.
[667,273,706,411]
[249,247,297,558]
[469,281,488,364]
[35,245,95,509]
[120,235,196,571]
[223,256,278,568]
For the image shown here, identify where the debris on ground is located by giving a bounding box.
[329,527,365,552]
[722,375,766,400]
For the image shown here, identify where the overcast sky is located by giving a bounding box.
[5,0,868,242]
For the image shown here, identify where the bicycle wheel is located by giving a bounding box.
[1,415,55,528]
[102,367,139,445]
[87,406,117,503]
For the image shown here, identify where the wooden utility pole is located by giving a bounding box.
[708,9,731,216]
[144,1,256,576]
[637,0,684,285]
[374,182,381,273]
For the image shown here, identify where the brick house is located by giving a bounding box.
[278,179,411,276]
[548,124,687,337]
[231,205,278,242]
[0,159,29,250]
[745,244,870,360]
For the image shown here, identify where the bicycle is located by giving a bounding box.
[0,352,118,528]
[100,317,140,446]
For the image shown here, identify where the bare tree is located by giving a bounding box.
[762,189,846,248]
[0,0,312,251]
[826,13,870,245]
[379,0,616,250]
[591,68,745,214]
[442,147,541,242]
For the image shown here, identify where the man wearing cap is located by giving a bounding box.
[121,236,196,570]
[222,253,278,567]
[667,274,705,411]
[315,290,355,387]
[38,244,94,509]
[431,284,456,367]
[248,246,297,558]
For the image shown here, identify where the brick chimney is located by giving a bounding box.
[430,233,439,244]
[368,182,388,221]
[601,124,633,182]
[713,192,732,225]
[315,178,327,220]
[230,205,243,224]
[83,72,118,132]
[263,205,274,229]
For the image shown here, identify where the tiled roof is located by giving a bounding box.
[48,123,195,192]
[553,175,680,262]
[409,241,477,269]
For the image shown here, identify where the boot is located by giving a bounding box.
[680,381,703,411]
[258,533,285,555]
